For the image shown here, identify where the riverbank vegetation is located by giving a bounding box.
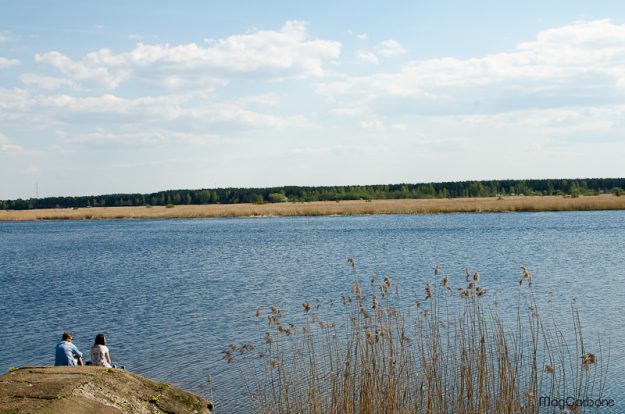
[2,195,625,221]
[224,265,609,413]
[2,178,625,210]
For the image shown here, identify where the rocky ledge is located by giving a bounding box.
[0,366,213,414]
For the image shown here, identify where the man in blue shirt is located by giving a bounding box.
[54,332,83,366]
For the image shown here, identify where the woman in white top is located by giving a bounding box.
[89,333,112,368]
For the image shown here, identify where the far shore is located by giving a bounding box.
[1,195,625,221]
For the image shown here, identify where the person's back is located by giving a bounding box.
[90,344,111,367]
[54,332,83,366]
[89,333,112,368]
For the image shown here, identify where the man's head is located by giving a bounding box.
[62,332,73,342]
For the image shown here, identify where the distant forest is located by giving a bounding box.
[2,178,625,210]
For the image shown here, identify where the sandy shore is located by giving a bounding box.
[1,195,624,221]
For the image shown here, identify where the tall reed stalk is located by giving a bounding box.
[224,265,609,413]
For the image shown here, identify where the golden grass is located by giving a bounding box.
[225,265,609,414]
[2,195,625,221]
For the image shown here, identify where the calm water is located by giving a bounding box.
[1,211,624,412]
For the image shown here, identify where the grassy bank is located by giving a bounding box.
[1,195,625,221]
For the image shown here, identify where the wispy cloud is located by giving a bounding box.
[0,87,312,150]
[376,39,406,57]
[356,49,379,64]
[346,30,368,41]
[319,20,625,116]
[57,129,223,147]
[0,57,20,69]
[360,119,385,132]
[286,143,388,157]
[19,73,75,90]
[235,93,282,107]
[444,105,625,145]
[0,133,24,154]
[0,30,17,44]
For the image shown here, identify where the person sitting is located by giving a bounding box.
[54,332,83,366]
[89,333,112,368]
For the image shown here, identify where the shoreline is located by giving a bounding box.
[1,195,625,221]
[0,366,213,413]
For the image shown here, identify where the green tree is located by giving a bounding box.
[267,193,287,203]
[251,194,264,204]
[197,190,210,204]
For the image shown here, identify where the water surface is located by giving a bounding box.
[1,211,623,412]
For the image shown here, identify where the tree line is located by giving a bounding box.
[2,178,625,210]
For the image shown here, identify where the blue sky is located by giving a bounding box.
[2,1,625,199]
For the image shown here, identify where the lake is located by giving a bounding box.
[1,211,624,412]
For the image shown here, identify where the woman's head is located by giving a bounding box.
[94,333,106,346]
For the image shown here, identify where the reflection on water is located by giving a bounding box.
[1,211,624,412]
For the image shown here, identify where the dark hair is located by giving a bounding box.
[62,332,73,341]
[94,333,106,346]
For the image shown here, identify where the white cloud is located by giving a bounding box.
[0,89,31,113]
[0,133,24,154]
[376,39,406,57]
[35,93,187,117]
[331,106,364,116]
[360,119,385,132]
[0,88,311,140]
[356,49,379,64]
[19,73,75,90]
[0,31,16,44]
[33,21,341,90]
[346,30,368,41]
[390,123,407,131]
[444,105,625,144]
[34,51,132,89]
[318,20,625,116]
[0,57,20,69]
[57,129,222,147]
[111,159,186,169]
[235,93,281,107]
[207,103,305,129]
[287,143,388,157]
[128,34,143,41]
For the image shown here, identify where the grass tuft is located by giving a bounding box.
[226,264,609,413]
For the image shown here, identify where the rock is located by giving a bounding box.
[0,366,214,414]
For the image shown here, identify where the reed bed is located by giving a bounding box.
[2,195,625,221]
[223,265,609,414]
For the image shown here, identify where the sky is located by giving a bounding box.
[2,1,625,199]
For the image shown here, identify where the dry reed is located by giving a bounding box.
[2,195,625,221]
[224,265,609,414]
